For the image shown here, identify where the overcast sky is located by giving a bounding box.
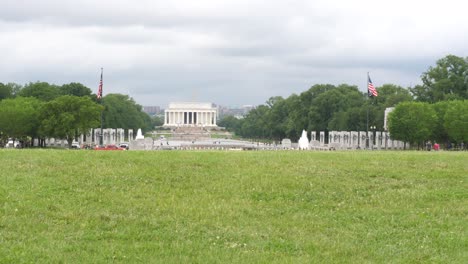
[1,0,467,107]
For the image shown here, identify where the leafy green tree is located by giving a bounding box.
[297,84,335,132]
[388,102,437,148]
[0,97,43,142]
[411,55,468,102]
[308,84,365,131]
[266,96,288,140]
[7,83,23,97]
[40,96,103,147]
[365,84,414,131]
[0,83,22,100]
[0,82,24,100]
[19,82,61,101]
[102,94,152,133]
[444,100,468,144]
[432,101,451,144]
[240,105,270,140]
[282,94,303,140]
[0,83,13,100]
[60,82,93,97]
[218,115,242,134]
[151,115,164,128]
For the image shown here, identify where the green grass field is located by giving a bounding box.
[1,150,467,263]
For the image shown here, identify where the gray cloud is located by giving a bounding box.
[1,0,467,107]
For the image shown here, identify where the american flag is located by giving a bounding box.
[97,68,103,99]
[367,74,378,97]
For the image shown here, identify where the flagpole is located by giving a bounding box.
[99,67,104,146]
[366,72,369,149]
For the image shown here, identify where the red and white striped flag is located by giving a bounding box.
[367,73,378,97]
[97,68,103,99]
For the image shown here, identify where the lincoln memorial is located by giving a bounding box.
[163,102,218,127]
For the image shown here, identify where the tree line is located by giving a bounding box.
[0,82,152,147]
[219,55,468,148]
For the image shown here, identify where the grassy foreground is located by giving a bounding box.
[0,150,467,263]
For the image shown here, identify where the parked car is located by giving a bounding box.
[71,142,81,149]
[94,144,126,150]
[118,142,129,150]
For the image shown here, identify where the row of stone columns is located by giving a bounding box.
[165,111,217,126]
[42,128,128,147]
[327,131,406,149]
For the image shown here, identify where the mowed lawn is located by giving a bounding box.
[0,150,466,263]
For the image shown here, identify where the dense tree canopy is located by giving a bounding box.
[387,102,437,148]
[223,83,413,141]
[218,115,242,132]
[0,83,13,100]
[0,82,22,100]
[0,97,43,140]
[40,96,103,147]
[60,82,93,97]
[18,82,61,101]
[411,55,468,102]
[101,94,152,133]
[444,100,468,143]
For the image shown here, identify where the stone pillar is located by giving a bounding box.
[344,132,351,148]
[111,129,116,144]
[319,131,325,146]
[94,128,101,144]
[128,129,134,141]
[103,129,107,145]
[376,131,383,149]
[309,131,314,142]
[359,131,367,149]
[214,111,217,125]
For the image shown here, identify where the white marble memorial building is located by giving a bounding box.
[163,102,218,127]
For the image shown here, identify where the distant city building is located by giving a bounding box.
[163,102,218,127]
[143,106,161,115]
[218,104,254,118]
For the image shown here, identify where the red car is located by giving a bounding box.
[94,144,126,150]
